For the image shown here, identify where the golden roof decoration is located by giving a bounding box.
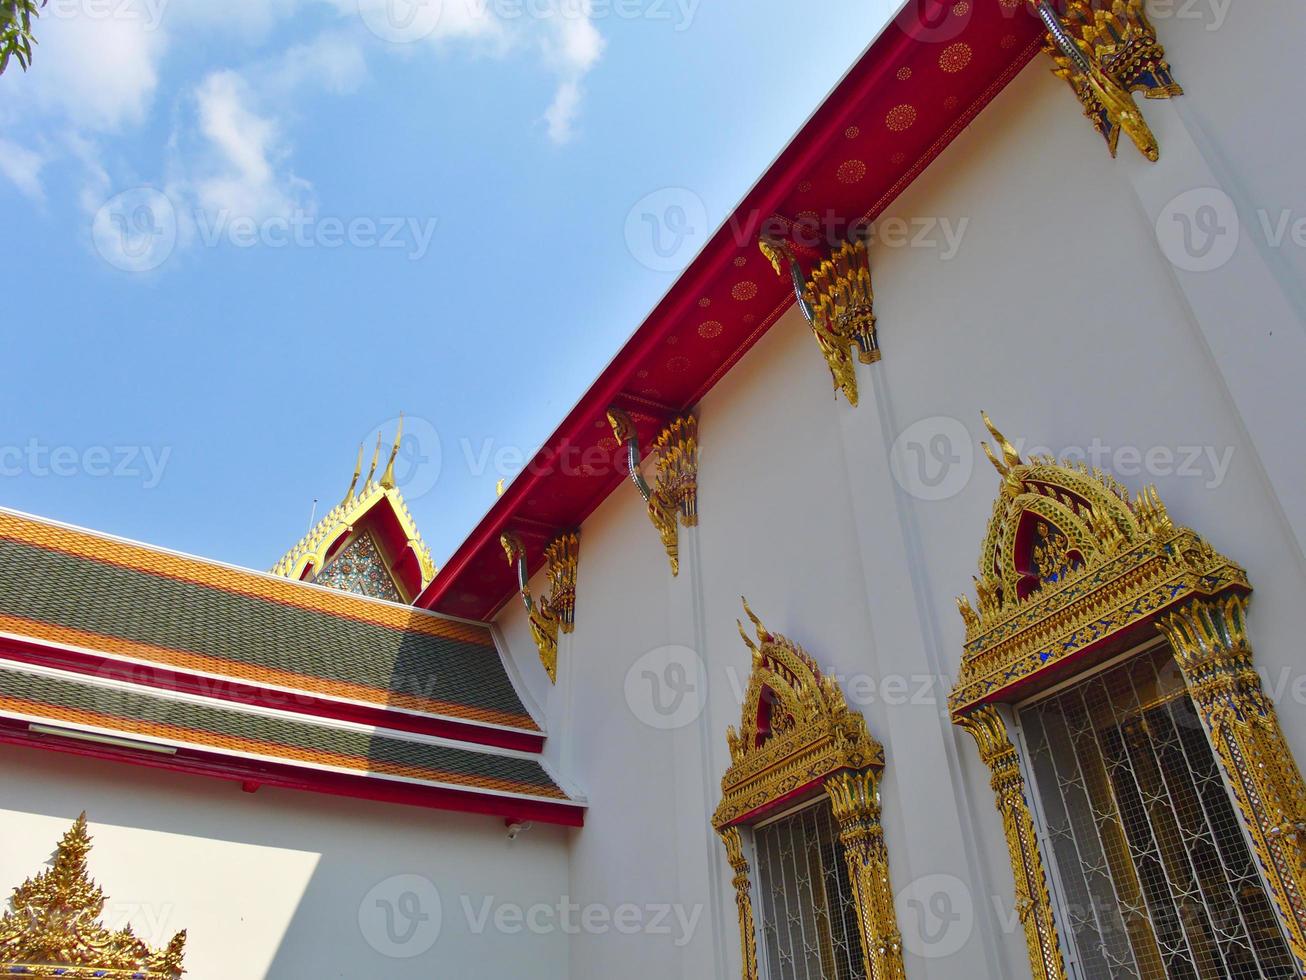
[950,413,1248,715]
[714,599,884,829]
[271,416,437,597]
[0,813,187,979]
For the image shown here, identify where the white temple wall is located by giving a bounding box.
[0,745,572,979]
[498,8,1306,978]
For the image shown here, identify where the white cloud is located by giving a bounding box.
[268,32,370,96]
[21,7,165,131]
[0,139,47,200]
[544,78,583,145]
[188,70,312,222]
[539,1,604,144]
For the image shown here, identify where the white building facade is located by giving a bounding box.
[2,2,1305,979]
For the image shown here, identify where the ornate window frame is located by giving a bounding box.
[950,415,1306,978]
[713,600,905,980]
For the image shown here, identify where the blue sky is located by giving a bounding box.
[0,0,893,572]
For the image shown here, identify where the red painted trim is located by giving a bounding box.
[0,635,545,753]
[416,2,1047,621]
[0,720,585,827]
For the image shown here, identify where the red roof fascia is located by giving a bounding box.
[418,1,1045,620]
[0,721,585,827]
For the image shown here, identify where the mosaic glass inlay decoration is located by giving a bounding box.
[312,531,404,602]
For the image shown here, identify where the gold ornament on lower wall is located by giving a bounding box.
[713,600,903,980]
[759,235,877,407]
[0,813,187,979]
[500,529,579,684]
[1031,0,1181,161]
[606,409,698,576]
[951,413,1306,977]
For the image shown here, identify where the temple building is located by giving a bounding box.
[2,2,1305,978]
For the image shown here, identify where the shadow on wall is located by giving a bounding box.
[0,744,571,980]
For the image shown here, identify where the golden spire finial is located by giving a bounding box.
[980,410,1023,477]
[380,413,404,490]
[364,432,382,487]
[343,443,364,504]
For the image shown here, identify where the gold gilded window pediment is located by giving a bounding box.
[0,813,186,979]
[714,600,902,980]
[950,412,1248,717]
[951,414,1306,977]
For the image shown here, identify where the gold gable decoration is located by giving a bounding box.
[950,415,1306,976]
[606,410,698,576]
[500,530,580,684]
[271,419,436,599]
[713,600,903,980]
[0,814,186,979]
[1030,0,1181,161]
[950,411,1247,715]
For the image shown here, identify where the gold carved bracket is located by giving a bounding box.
[606,409,698,576]
[713,600,903,980]
[0,813,187,979]
[951,413,1306,976]
[1031,0,1182,161]
[500,529,580,684]
[760,235,877,407]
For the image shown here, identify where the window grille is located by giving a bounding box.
[754,802,867,980]
[1020,645,1297,979]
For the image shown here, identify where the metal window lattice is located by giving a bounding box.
[1021,646,1297,980]
[754,802,867,980]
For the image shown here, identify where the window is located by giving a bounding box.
[1021,645,1297,979]
[754,802,867,980]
